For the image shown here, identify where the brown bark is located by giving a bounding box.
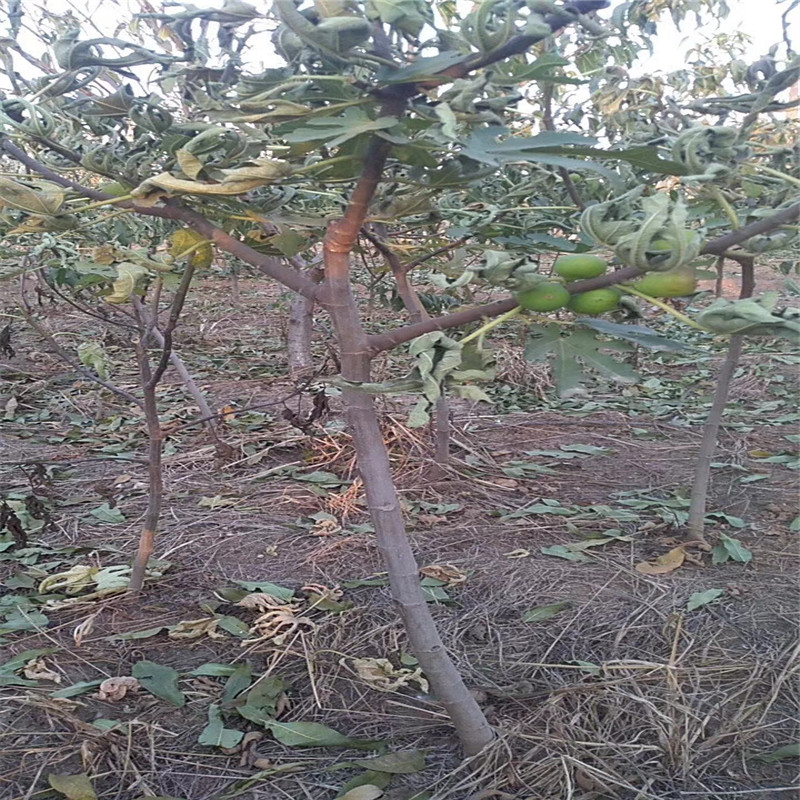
[130,335,163,592]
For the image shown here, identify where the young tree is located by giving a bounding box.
[1,0,797,754]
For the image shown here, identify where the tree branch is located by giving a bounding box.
[0,137,319,300]
[700,202,800,255]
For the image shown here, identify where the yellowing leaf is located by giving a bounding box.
[168,617,225,640]
[105,262,148,305]
[48,774,97,800]
[635,546,686,575]
[0,177,65,215]
[169,228,213,268]
[134,159,292,197]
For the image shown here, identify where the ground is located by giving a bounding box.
[0,271,798,800]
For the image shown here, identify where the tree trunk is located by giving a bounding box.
[287,291,314,376]
[324,210,493,755]
[342,383,493,754]
[687,256,754,545]
[686,334,744,544]
[129,343,164,592]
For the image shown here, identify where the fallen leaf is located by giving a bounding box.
[351,749,426,774]
[350,657,429,694]
[48,774,97,800]
[339,786,384,800]
[635,546,686,575]
[419,564,467,586]
[523,601,572,623]
[96,676,139,702]
[23,657,61,683]
[686,588,724,612]
[131,660,185,706]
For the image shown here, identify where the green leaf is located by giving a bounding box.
[540,545,590,563]
[0,647,55,675]
[198,704,244,749]
[232,580,295,601]
[790,516,800,532]
[500,502,576,520]
[376,51,465,84]
[338,787,384,800]
[577,318,691,351]
[263,720,377,749]
[47,774,97,800]
[523,601,572,623]
[131,660,185,707]
[88,503,126,524]
[351,750,426,774]
[221,663,253,705]
[755,743,800,763]
[51,679,104,698]
[281,108,398,148]
[235,675,290,724]
[109,626,168,640]
[189,662,240,677]
[216,615,251,638]
[0,607,49,634]
[686,588,724,612]
[525,325,637,397]
[336,770,393,798]
[711,534,752,565]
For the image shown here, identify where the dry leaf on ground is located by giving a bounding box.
[96,676,140,701]
[635,546,686,575]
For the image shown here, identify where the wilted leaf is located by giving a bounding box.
[47,774,97,800]
[351,657,428,694]
[104,263,148,305]
[351,750,426,774]
[199,704,244,749]
[23,657,61,683]
[686,588,725,612]
[168,617,225,640]
[131,660,185,707]
[169,228,213,269]
[0,178,65,215]
[635,546,686,575]
[419,564,466,586]
[96,676,140,701]
[523,601,572,623]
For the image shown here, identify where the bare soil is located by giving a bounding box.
[1,274,798,800]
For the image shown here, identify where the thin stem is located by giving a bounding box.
[707,186,740,229]
[460,306,522,345]
[616,285,707,330]
[754,164,800,189]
